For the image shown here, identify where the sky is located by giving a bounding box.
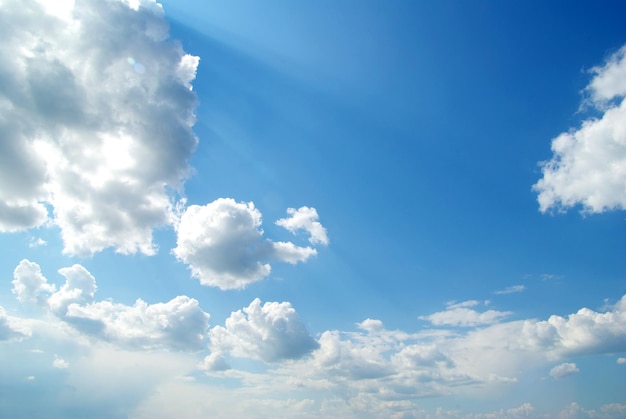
[0,0,625,417]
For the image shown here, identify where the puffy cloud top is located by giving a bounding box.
[0,0,199,255]
[276,206,329,245]
[534,44,626,213]
[210,298,319,362]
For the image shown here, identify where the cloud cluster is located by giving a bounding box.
[210,298,319,362]
[173,198,323,289]
[0,0,199,255]
[12,259,209,350]
[534,45,626,213]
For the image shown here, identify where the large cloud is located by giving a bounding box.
[534,45,626,213]
[11,259,209,350]
[173,198,319,289]
[0,0,199,255]
[209,298,319,362]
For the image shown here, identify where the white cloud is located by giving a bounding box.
[0,306,30,340]
[12,259,210,351]
[534,44,626,213]
[587,46,626,104]
[0,0,199,256]
[542,296,626,357]
[210,298,319,362]
[53,356,69,369]
[199,353,230,371]
[495,285,526,295]
[66,296,209,350]
[28,237,47,248]
[47,264,97,316]
[446,300,480,309]
[618,357,626,364]
[276,206,329,245]
[12,259,56,305]
[420,307,512,327]
[550,362,579,379]
[173,198,317,290]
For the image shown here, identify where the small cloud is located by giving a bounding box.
[28,238,47,248]
[495,285,526,295]
[53,356,69,369]
[276,206,329,245]
[446,300,480,309]
[357,319,384,333]
[550,362,579,379]
[199,353,230,372]
[26,376,35,381]
[617,357,626,365]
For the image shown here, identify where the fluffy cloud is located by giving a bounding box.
[276,206,329,245]
[210,298,319,362]
[534,45,626,213]
[12,259,210,350]
[12,259,56,304]
[199,352,231,371]
[549,362,579,379]
[0,0,199,255]
[53,356,69,369]
[173,198,318,289]
[618,357,626,365]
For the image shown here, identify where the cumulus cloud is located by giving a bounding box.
[618,357,626,365]
[199,352,231,371]
[53,356,69,369]
[173,198,318,290]
[12,259,209,350]
[12,259,56,304]
[534,45,626,213]
[550,362,579,379]
[275,206,329,245]
[0,0,199,255]
[494,285,526,295]
[210,298,319,362]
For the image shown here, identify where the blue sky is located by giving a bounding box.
[1,0,625,417]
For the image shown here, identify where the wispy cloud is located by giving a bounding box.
[494,285,526,295]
